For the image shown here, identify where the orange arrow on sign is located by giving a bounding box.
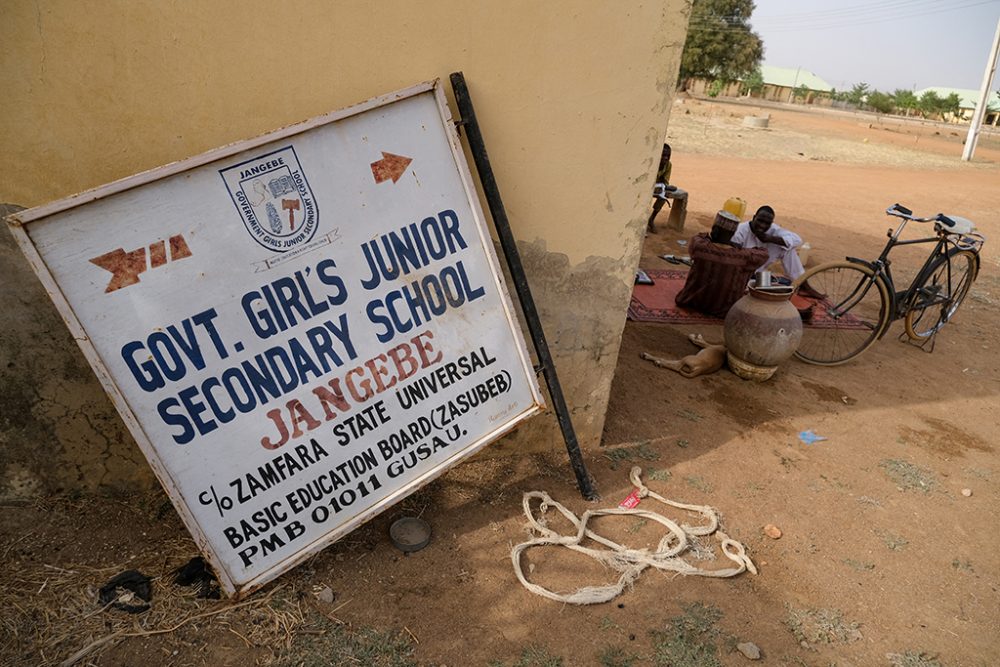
[370,152,413,184]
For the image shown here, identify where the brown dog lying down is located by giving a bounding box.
[640,333,726,378]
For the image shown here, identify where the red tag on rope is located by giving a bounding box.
[618,489,641,509]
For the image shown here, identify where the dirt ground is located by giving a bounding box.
[3,98,999,667]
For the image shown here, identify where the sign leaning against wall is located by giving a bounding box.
[7,80,544,597]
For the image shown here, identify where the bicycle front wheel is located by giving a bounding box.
[794,261,891,365]
[904,250,978,341]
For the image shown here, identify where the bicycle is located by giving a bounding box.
[793,203,985,365]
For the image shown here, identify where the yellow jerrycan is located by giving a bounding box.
[723,197,747,220]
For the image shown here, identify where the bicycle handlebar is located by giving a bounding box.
[886,203,955,228]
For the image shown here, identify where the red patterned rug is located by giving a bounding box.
[628,269,722,325]
[628,269,868,330]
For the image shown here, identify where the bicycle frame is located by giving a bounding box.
[843,213,982,339]
[795,203,985,365]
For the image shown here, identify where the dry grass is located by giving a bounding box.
[0,488,440,667]
[0,533,304,666]
[785,606,863,649]
[602,443,661,470]
[649,603,726,667]
[0,495,326,667]
[887,651,944,667]
[879,459,937,493]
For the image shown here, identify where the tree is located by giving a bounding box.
[941,93,962,118]
[680,0,764,84]
[792,84,810,103]
[919,90,942,118]
[741,67,765,96]
[866,90,894,114]
[846,83,869,106]
[892,89,917,116]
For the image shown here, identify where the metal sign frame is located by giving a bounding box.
[449,72,596,501]
[6,79,548,596]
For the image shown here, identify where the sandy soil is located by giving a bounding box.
[2,98,998,667]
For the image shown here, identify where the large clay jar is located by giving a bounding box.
[724,286,802,381]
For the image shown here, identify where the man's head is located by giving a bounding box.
[660,143,671,165]
[750,205,775,238]
[710,211,739,244]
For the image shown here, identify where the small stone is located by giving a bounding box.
[961,488,973,497]
[317,586,335,604]
[737,642,761,660]
[763,524,782,539]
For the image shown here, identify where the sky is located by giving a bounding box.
[748,0,1000,93]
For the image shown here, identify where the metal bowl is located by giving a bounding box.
[389,517,432,553]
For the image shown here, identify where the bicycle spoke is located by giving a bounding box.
[905,250,977,340]
[795,263,888,365]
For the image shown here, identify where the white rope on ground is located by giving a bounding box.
[511,466,757,605]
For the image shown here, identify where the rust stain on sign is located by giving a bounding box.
[91,234,193,292]
[370,152,413,184]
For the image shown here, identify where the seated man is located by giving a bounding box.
[732,205,823,298]
[675,211,768,318]
[647,143,674,233]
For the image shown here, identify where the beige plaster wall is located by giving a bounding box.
[0,0,691,493]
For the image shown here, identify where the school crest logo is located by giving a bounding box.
[220,146,319,253]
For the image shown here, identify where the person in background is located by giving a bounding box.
[647,144,674,233]
[675,211,768,318]
[732,205,824,298]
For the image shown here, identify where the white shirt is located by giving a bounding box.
[732,221,802,251]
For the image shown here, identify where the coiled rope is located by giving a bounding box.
[511,466,757,604]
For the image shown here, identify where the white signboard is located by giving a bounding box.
[8,80,544,596]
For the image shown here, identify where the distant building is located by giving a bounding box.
[914,87,1000,126]
[685,65,835,105]
[757,66,835,104]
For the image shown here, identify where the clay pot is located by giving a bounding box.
[723,286,802,381]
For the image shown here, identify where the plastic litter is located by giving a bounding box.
[98,570,152,614]
[798,430,827,445]
[172,556,221,599]
[618,489,642,509]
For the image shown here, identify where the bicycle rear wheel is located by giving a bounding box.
[904,250,978,340]
[794,261,891,365]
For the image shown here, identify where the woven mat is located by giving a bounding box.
[627,269,867,330]
[627,269,722,325]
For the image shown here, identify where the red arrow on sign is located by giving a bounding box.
[370,152,413,184]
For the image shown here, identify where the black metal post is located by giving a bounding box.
[449,72,597,500]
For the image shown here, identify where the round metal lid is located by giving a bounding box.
[389,517,432,553]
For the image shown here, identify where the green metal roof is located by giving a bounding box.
[915,87,1000,110]
[759,65,834,92]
